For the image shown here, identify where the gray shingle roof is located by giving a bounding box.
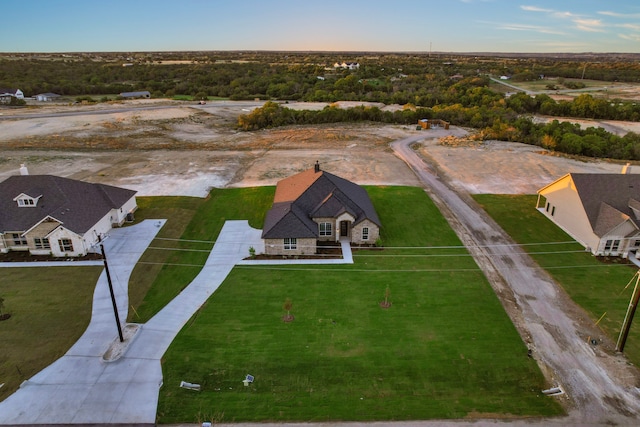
[262,167,380,239]
[0,175,136,234]
[571,173,640,236]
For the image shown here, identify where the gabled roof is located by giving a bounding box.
[0,88,20,96]
[262,166,380,239]
[0,175,136,235]
[569,173,640,236]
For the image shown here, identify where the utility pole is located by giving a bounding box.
[99,238,124,342]
[616,270,640,352]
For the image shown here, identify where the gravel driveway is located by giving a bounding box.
[392,136,640,425]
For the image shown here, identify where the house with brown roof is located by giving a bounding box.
[536,172,640,258]
[262,162,380,256]
[0,171,137,257]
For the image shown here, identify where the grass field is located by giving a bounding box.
[128,187,274,323]
[474,194,640,365]
[0,266,103,402]
[155,186,563,423]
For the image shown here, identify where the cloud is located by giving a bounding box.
[521,5,609,33]
[573,18,605,32]
[496,22,565,35]
[619,33,640,42]
[599,10,640,19]
[617,23,640,31]
[520,5,553,13]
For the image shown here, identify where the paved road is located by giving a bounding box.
[391,135,640,425]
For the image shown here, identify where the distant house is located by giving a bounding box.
[537,172,640,259]
[0,170,137,257]
[262,162,380,256]
[119,91,151,99]
[34,93,61,102]
[0,88,24,99]
[334,62,360,70]
[0,88,24,104]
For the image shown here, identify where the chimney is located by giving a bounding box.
[19,164,29,175]
[622,163,632,174]
[314,161,320,173]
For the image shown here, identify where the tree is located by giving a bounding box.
[282,298,294,322]
[380,285,391,308]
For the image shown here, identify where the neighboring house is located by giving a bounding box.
[0,172,137,257]
[0,88,24,104]
[119,91,150,99]
[262,162,380,256]
[34,92,61,102]
[536,172,640,259]
[0,88,24,99]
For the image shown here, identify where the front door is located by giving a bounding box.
[340,221,349,237]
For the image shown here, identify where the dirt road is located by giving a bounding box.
[392,136,640,425]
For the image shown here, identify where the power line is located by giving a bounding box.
[136,259,634,273]
[154,237,215,244]
[147,246,213,253]
[355,250,587,258]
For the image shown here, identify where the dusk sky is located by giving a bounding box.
[2,0,640,53]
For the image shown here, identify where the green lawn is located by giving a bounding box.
[474,194,640,365]
[0,266,103,402]
[156,186,562,423]
[128,187,274,323]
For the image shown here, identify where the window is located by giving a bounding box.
[12,233,27,245]
[362,227,369,240]
[612,240,621,252]
[34,238,50,250]
[319,222,332,236]
[634,240,640,247]
[551,206,556,216]
[284,238,297,250]
[545,202,550,212]
[58,238,74,252]
[605,240,612,251]
[17,198,35,207]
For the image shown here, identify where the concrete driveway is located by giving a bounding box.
[0,220,266,425]
[0,218,358,425]
[0,219,166,425]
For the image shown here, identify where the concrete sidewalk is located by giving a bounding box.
[0,220,263,425]
[0,220,356,425]
[0,219,166,426]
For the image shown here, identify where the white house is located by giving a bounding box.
[334,62,360,70]
[0,172,137,257]
[0,88,24,104]
[0,88,24,99]
[35,93,61,102]
[537,172,640,259]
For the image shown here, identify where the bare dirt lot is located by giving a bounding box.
[3,100,640,424]
[1,99,637,197]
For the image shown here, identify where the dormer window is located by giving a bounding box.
[14,193,41,207]
[18,198,35,206]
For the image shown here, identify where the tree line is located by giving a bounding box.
[2,51,640,159]
[239,101,640,160]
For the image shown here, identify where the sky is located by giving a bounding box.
[2,0,639,53]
